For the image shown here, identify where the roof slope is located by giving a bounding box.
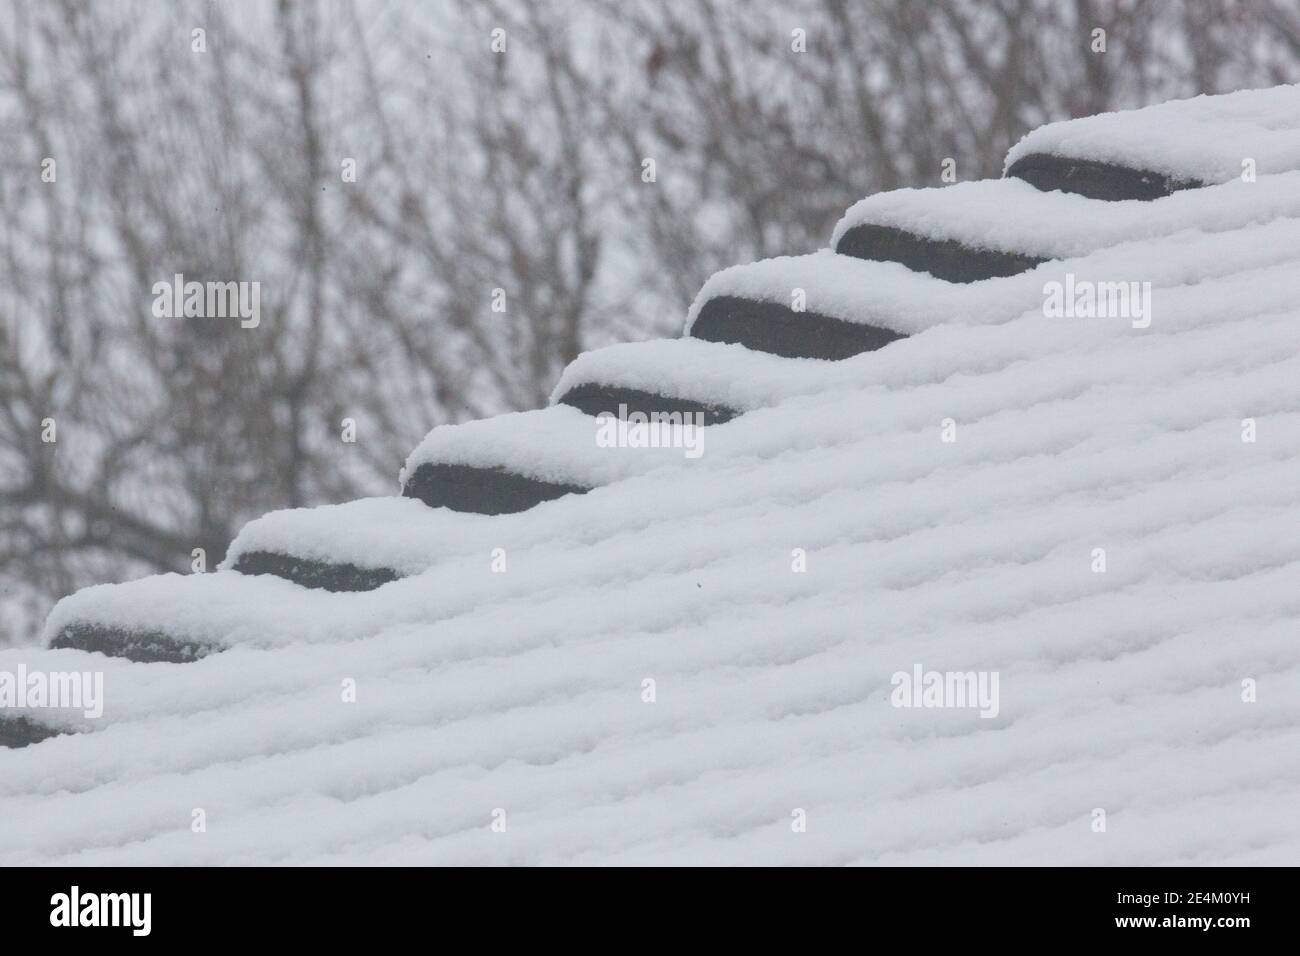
[2,86,1299,865]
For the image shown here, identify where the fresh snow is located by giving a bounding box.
[685,212,1300,338]
[832,170,1300,259]
[1004,83,1300,184]
[225,496,494,577]
[4,87,1300,866]
[38,238,1300,656]
[550,337,836,413]
[400,403,702,490]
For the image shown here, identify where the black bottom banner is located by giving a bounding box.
[0,866,1283,942]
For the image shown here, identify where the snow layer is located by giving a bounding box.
[43,235,1300,656]
[686,213,1300,336]
[832,170,1300,259]
[224,496,492,577]
[1005,84,1300,184]
[550,338,834,413]
[6,89,1300,865]
[401,404,705,490]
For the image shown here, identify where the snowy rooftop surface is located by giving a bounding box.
[831,169,1300,258]
[1004,83,1300,184]
[3,87,1299,865]
[400,404,696,489]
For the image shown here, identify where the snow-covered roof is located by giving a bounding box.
[1004,84,1300,186]
[3,86,1299,864]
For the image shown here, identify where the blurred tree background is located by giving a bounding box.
[1,0,1296,644]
